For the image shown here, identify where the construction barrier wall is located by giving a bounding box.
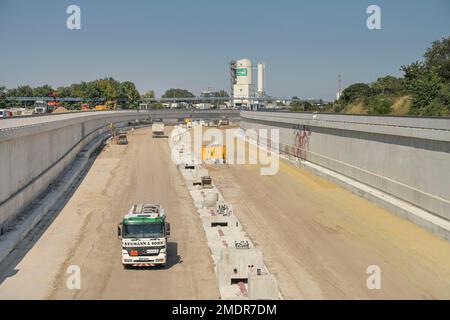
[240,111,450,222]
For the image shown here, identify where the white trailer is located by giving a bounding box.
[152,122,165,138]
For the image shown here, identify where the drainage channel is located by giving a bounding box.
[169,123,282,300]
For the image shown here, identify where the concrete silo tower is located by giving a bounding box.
[232,58,253,107]
[257,62,265,97]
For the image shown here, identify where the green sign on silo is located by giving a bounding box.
[236,68,247,76]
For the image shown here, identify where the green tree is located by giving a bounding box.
[423,36,450,81]
[33,84,54,97]
[400,38,450,116]
[400,61,427,81]
[437,82,450,108]
[408,70,442,115]
[0,86,7,108]
[141,89,155,99]
[212,90,229,97]
[6,86,33,107]
[55,86,69,97]
[83,81,102,99]
[340,83,372,103]
[371,76,405,95]
[10,85,34,97]
[162,88,195,99]
[290,96,302,111]
[303,101,314,111]
[366,96,392,114]
[68,83,83,98]
[96,77,120,102]
[119,81,140,108]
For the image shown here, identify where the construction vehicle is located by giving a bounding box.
[0,109,12,118]
[218,117,229,126]
[118,204,171,268]
[115,129,128,145]
[47,101,58,112]
[95,105,110,111]
[152,122,165,138]
[34,100,48,114]
[184,118,194,128]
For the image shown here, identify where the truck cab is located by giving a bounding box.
[34,100,48,114]
[118,204,170,268]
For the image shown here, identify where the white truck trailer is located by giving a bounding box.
[152,122,165,138]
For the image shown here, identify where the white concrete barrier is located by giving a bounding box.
[217,248,265,288]
[248,274,279,300]
[0,111,150,231]
[203,190,219,208]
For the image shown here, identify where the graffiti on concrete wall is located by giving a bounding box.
[293,124,311,160]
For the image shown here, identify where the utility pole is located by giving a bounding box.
[337,73,342,100]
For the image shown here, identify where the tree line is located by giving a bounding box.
[0,78,231,110]
[0,77,141,109]
[333,36,450,116]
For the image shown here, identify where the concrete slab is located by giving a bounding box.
[217,248,265,288]
[202,214,240,229]
[248,274,280,300]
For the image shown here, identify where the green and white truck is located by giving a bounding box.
[118,204,171,268]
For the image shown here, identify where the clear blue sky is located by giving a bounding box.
[0,0,449,100]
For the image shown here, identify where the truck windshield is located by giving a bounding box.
[122,223,164,238]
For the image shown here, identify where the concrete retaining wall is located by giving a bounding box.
[240,111,450,222]
[0,110,240,231]
[0,112,150,230]
[146,109,240,121]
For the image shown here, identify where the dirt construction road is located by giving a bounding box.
[206,151,450,299]
[0,127,220,299]
[1,125,449,299]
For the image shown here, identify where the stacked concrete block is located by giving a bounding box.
[171,124,282,299]
[203,190,219,208]
[217,248,264,288]
[202,214,239,229]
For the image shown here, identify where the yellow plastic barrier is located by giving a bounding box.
[202,145,226,162]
